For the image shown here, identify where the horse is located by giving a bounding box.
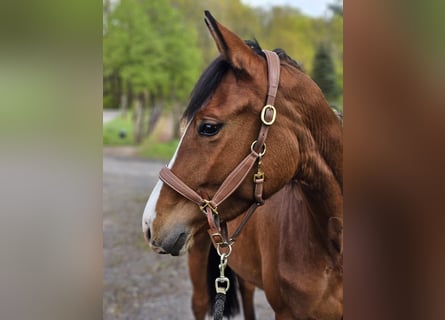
[143,11,343,319]
[187,104,343,320]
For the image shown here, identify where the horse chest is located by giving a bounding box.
[227,244,264,289]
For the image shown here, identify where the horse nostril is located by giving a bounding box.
[143,220,151,242]
[146,228,151,240]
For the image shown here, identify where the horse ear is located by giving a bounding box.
[204,10,261,71]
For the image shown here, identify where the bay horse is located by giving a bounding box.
[143,11,343,319]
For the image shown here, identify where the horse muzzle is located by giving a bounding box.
[144,223,190,256]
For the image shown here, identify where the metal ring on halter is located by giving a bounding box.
[217,243,232,257]
[250,141,266,157]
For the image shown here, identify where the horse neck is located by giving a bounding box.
[295,112,343,221]
[278,77,343,256]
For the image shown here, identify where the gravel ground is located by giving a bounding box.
[103,148,274,319]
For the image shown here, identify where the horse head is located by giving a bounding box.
[143,11,342,256]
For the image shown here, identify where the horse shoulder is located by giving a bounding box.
[275,182,342,318]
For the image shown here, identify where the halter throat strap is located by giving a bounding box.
[159,50,280,242]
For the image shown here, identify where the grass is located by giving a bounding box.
[103,112,135,146]
[137,137,178,161]
[103,110,178,161]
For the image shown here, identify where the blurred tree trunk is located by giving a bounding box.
[121,80,132,117]
[172,102,183,139]
[119,93,127,117]
[170,88,183,139]
[146,93,162,137]
[133,93,145,144]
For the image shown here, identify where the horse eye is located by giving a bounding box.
[198,123,223,136]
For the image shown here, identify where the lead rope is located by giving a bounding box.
[201,200,233,320]
[213,251,230,320]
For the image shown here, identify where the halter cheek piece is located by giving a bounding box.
[159,50,280,253]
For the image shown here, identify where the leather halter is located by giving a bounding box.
[159,50,280,249]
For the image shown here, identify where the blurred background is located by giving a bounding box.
[102,0,343,159]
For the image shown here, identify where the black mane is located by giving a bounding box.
[183,39,303,121]
[183,57,230,121]
[246,39,303,71]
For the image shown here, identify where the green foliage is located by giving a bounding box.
[103,113,135,146]
[103,0,201,105]
[258,7,315,71]
[311,43,341,104]
[167,1,343,88]
[103,94,117,110]
[103,0,344,127]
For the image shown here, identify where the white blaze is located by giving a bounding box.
[142,121,192,234]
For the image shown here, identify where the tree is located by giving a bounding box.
[311,43,340,104]
[103,0,343,140]
[103,0,201,142]
[328,0,343,17]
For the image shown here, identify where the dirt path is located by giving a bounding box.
[103,148,274,319]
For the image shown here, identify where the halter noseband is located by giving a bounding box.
[159,50,280,250]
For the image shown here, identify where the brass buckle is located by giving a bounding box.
[253,172,264,182]
[209,232,225,245]
[261,105,276,125]
[199,199,219,215]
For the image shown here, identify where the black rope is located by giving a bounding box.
[213,241,231,319]
[213,292,226,320]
